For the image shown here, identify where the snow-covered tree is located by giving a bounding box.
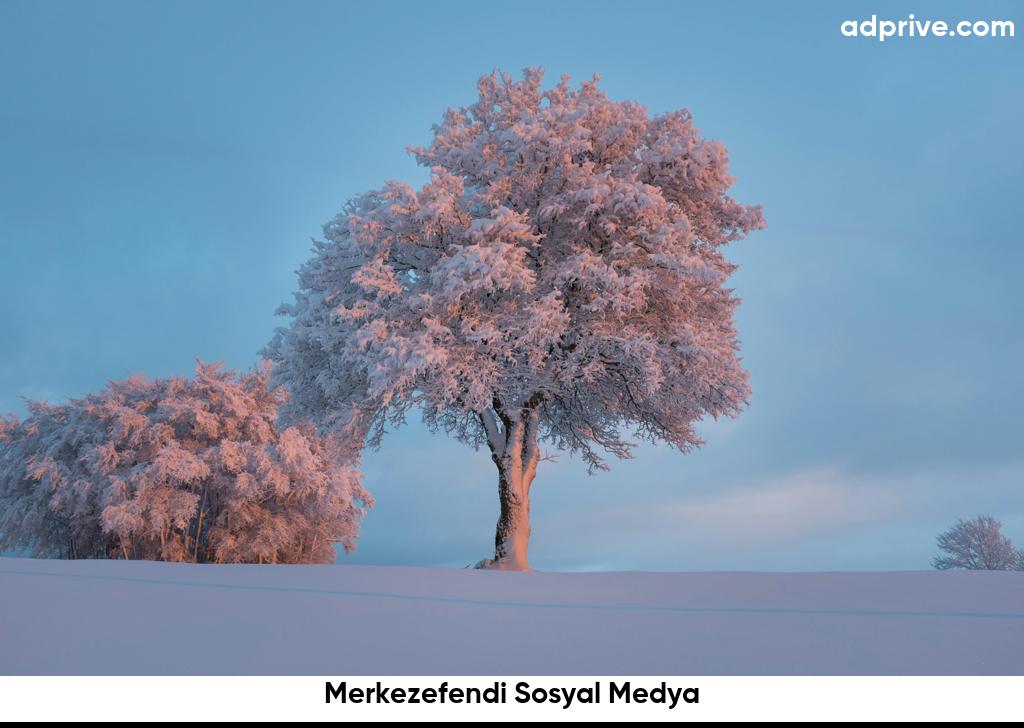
[0,362,372,563]
[932,515,1021,571]
[266,69,764,570]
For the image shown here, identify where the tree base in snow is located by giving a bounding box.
[470,557,535,572]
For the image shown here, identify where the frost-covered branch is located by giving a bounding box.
[478,409,505,458]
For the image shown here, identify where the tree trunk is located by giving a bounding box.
[480,401,541,571]
[493,460,533,570]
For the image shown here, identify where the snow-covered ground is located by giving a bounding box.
[1,557,1021,675]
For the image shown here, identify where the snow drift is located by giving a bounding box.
[1,557,1021,675]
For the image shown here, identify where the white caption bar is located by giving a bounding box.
[2,676,1022,722]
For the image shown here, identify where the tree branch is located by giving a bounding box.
[477,409,505,458]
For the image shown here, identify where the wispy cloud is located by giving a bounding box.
[667,468,904,546]
[533,461,1024,570]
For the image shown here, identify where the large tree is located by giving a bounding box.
[266,69,764,570]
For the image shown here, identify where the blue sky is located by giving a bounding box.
[2,0,1021,570]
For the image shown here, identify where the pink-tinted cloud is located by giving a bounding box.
[667,468,905,546]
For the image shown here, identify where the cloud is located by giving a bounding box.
[547,461,1024,570]
[667,468,904,547]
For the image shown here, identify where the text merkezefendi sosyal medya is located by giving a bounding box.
[326,681,698,709]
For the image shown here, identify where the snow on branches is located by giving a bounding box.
[0,362,372,563]
[266,68,764,568]
[932,515,1023,571]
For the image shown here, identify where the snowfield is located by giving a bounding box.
[1,557,1022,675]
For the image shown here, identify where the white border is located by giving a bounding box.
[2,676,1022,722]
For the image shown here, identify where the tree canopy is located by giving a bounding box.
[266,68,764,567]
[0,362,371,563]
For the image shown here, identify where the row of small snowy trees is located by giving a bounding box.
[0,364,371,563]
